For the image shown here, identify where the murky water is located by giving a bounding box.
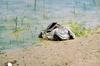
[0,0,100,51]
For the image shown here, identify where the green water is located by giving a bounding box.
[0,0,100,51]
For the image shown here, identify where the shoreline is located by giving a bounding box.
[0,32,100,66]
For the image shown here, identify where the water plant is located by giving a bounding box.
[68,22,92,37]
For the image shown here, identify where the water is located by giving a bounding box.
[0,0,100,51]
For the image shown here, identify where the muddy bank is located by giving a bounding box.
[0,32,100,66]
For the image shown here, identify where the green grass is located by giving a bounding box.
[68,22,92,37]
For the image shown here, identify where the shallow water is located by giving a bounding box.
[0,0,100,51]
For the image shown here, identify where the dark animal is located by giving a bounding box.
[39,22,75,41]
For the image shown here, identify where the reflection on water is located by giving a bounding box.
[0,0,100,51]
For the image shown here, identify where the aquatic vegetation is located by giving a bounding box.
[12,28,25,39]
[68,22,92,37]
[0,0,100,51]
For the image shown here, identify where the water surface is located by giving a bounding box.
[0,0,100,51]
